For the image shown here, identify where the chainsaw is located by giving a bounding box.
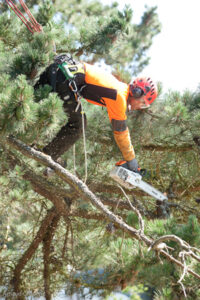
[110,161,168,202]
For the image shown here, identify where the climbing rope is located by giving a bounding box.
[6,0,43,34]
[81,106,88,184]
[75,101,88,184]
[71,81,88,183]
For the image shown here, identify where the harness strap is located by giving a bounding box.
[57,60,85,105]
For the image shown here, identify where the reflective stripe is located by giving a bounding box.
[111,119,127,132]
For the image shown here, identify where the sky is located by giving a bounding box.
[109,0,200,93]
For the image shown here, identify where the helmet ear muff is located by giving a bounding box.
[130,87,144,98]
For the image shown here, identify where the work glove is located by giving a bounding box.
[116,159,147,176]
[127,158,139,172]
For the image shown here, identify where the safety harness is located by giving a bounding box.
[53,54,86,106]
[60,63,85,103]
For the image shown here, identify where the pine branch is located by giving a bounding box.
[5,136,200,281]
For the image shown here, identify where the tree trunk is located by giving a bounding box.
[43,214,60,300]
[11,208,56,300]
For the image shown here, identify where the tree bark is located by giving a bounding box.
[43,214,61,300]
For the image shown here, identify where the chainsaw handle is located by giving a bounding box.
[116,160,147,177]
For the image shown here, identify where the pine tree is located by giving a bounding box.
[0,0,200,299]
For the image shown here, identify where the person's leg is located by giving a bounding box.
[43,101,87,160]
[35,64,87,161]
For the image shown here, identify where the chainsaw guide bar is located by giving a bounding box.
[110,166,168,202]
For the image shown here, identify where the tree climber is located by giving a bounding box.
[34,54,158,172]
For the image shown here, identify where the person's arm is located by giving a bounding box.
[111,119,135,161]
[112,119,139,171]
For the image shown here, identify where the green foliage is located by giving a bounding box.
[79,7,132,55]
[167,215,200,246]
[36,0,55,26]
[126,212,139,228]
[153,287,174,300]
[0,74,66,145]
[10,31,55,78]
[0,75,36,135]
[0,11,22,46]
[36,92,67,143]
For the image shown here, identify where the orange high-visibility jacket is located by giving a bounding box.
[81,63,135,161]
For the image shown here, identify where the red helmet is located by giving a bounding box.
[130,77,158,105]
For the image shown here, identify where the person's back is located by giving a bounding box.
[82,63,129,123]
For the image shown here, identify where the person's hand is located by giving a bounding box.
[127,158,139,172]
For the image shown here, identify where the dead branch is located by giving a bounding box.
[7,147,145,219]
[149,235,189,250]
[148,235,200,282]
